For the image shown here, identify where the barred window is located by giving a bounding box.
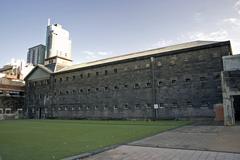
[124,104,129,110]
[105,70,108,75]
[146,82,152,87]
[135,104,140,109]
[171,79,176,84]
[185,78,191,82]
[134,83,140,89]
[158,81,163,86]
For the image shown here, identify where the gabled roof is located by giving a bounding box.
[57,40,230,73]
[24,64,52,80]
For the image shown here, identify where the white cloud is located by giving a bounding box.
[83,51,109,58]
[223,18,240,27]
[186,30,229,41]
[152,39,173,48]
[235,0,240,14]
[78,50,112,63]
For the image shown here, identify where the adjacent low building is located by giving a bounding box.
[25,40,232,120]
[221,54,240,125]
[0,78,24,120]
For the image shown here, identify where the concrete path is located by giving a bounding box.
[130,125,240,153]
[84,145,240,160]
[81,125,240,160]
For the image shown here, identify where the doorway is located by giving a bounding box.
[233,95,240,121]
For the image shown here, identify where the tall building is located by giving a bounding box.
[44,23,72,72]
[27,44,46,65]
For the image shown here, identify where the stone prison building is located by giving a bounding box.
[25,41,232,120]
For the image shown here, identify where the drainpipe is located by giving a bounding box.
[150,57,157,120]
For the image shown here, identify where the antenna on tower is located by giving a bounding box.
[47,18,51,26]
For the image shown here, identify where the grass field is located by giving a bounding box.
[0,120,189,160]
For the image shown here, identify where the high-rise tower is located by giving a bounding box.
[44,20,72,71]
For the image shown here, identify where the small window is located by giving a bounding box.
[114,68,118,73]
[58,107,61,111]
[103,105,108,110]
[171,79,176,84]
[114,86,119,90]
[135,104,140,109]
[0,109,3,114]
[71,107,75,111]
[146,82,152,88]
[80,74,83,78]
[66,91,69,94]
[87,73,90,78]
[95,106,99,110]
[72,90,76,94]
[87,89,91,92]
[105,86,108,91]
[158,81,163,86]
[113,105,118,110]
[134,83,140,89]
[86,106,90,110]
[96,72,99,76]
[187,101,192,107]
[59,78,62,82]
[124,104,129,110]
[79,89,83,93]
[105,70,108,75]
[185,78,191,82]
[72,75,75,80]
[66,77,69,81]
[146,63,150,68]
[124,84,128,88]
[96,88,99,91]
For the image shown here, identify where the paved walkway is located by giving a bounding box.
[130,125,240,153]
[81,125,240,160]
[84,145,240,160]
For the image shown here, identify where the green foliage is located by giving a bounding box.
[0,120,189,160]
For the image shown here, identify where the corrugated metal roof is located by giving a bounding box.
[57,40,227,73]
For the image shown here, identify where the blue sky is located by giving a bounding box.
[0,0,240,66]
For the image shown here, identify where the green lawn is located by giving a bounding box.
[0,120,189,160]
